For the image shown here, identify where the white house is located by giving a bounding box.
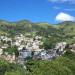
[0,48,3,55]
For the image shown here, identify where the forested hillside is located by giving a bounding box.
[0,20,75,75]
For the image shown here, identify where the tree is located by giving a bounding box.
[4,46,19,57]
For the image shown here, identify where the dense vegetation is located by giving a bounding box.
[0,59,26,75]
[0,20,60,37]
[3,46,19,56]
[0,20,75,44]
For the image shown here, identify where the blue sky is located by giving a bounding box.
[0,0,75,24]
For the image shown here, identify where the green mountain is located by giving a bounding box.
[58,21,75,44]
[58,21,75,36]
[0,20,75,75]
[0,20,75,44]
[0,20,59,37]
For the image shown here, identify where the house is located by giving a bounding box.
[18,45,25,51]
[18,47,31,60]
[0,48,3,56]
[55,42,67,55]
[18,47,32,64]
[1,44,9,49]
[5,53,16,63]
[55,42,67,51]
[69,44,75,53]
[33,49,56,60]
[19,47,31,59]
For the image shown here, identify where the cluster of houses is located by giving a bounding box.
[0,34,44,63]
[0,34,71,64]
[0,36,16,63]
[33,42,67,60]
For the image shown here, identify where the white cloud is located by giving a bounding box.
[53,6,75,11]
[64,9,75,11]
[53,6,61,9]
[56,12,75,22]
[48,0,75,4]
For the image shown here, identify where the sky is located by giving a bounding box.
[0,0,75,24]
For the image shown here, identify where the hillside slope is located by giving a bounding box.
[0,20,59,37]
[58,21,75,44]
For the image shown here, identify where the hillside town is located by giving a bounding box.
[0,34,72,65]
